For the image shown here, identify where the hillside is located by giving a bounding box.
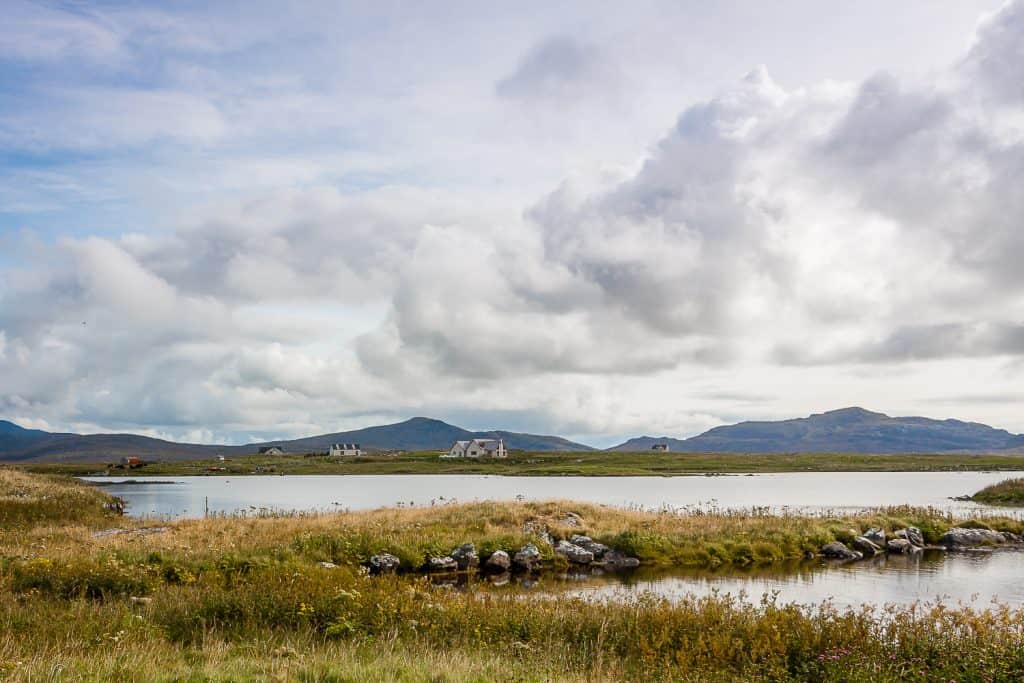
[0,417,593,463]
[609,408,1024,454]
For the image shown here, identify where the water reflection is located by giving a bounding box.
[552,549,1024,608]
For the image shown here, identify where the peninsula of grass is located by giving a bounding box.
[4,472,1024,681]
[972,477,1024,506]
[22,448,1024,478]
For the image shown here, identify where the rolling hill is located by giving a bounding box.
[609,407,1024,454]
[0,417,593,463]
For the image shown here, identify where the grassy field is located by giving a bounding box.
[4,471,1024,680]
[22,448,1024,478]
[973,477,1024,506]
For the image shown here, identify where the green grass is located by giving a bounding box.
[5,471,1024,681]
[973,477,1024,506]
[22,449,1024,478]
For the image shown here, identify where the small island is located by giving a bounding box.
[972,478,1024,506]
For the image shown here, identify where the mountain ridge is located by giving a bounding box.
[608,407,1024,453]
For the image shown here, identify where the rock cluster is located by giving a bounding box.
[819,524,1023,561]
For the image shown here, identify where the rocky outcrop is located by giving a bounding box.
[820,541,862,560]
[939,527,1013,548]
[513,543,542,570]
[368,553,401,574]
[852,536,882,555]
[554,540,594,564]
[483,550,511,572]
[451,543,479,569]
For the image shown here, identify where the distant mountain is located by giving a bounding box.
[609,407,1024,454]
[0,416,593,463]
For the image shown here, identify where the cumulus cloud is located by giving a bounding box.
[3,1,1024,442]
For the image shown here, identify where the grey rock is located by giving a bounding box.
[895,527,925,548]
[483,550,511,572]
[451,543,479,570]
[554,540,594,564]
[821,541,862,560]
[317,561,338,569]
[864,528,886,546]
[513,543,542,570]
[887,538,920,554]
[426,556,458,572]
[852,536,882,555]
[368,553,401,574]
[570,534,611,558]
[602,550,641,568]
[939,527,1009,548]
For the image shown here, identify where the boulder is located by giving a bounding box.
[426,556,458,572]
[513,543,542,570]
[895,527,925,548]
[864,528,886,546]
[887,538,920,554]
[602,550,641,568]
[570,534,611,558]
[317,561,338,569]
[821,541,862,560]
[368,553,401,574]
[451,543,479,570]
[483,550,511,572]
[851,536,882,555]
[939,527,1008,548]
[554,540,594,564]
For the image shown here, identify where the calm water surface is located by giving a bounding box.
[552,549,1024,609]
[82,472,1024,608]
[84,471,1021,519]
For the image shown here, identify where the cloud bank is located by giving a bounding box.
[1,1,1023,444]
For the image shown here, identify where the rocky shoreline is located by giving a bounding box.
[820,525,1024,561]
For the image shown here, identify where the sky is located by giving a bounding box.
[2,0,1023,447]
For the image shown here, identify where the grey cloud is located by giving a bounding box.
[496,36,614,100]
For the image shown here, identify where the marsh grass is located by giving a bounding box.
[0,469,123,530]
[4,473,1024,680]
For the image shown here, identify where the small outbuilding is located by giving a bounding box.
[651,443,670,452]
[258,447,285,455]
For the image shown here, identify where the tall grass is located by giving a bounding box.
[0,469,123,530]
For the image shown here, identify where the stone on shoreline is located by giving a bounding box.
[886,538,920,554]
[602,550,641,568]
[570,534,611,558]
[513,543,542,570]
[852,536,882,555]
[368,553,401,574]
[895,527,925,548]
[864,528,886,546]
[483,550,511,572]
[426,556,458,572]
[451,543,479,570]
[554,540,594,564]
[939,527,1012,548]
[821,541,862,560]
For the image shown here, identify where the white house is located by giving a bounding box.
[329,443,364,457]
[446,438,506,458]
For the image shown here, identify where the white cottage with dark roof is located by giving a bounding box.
[446,438,506,458]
